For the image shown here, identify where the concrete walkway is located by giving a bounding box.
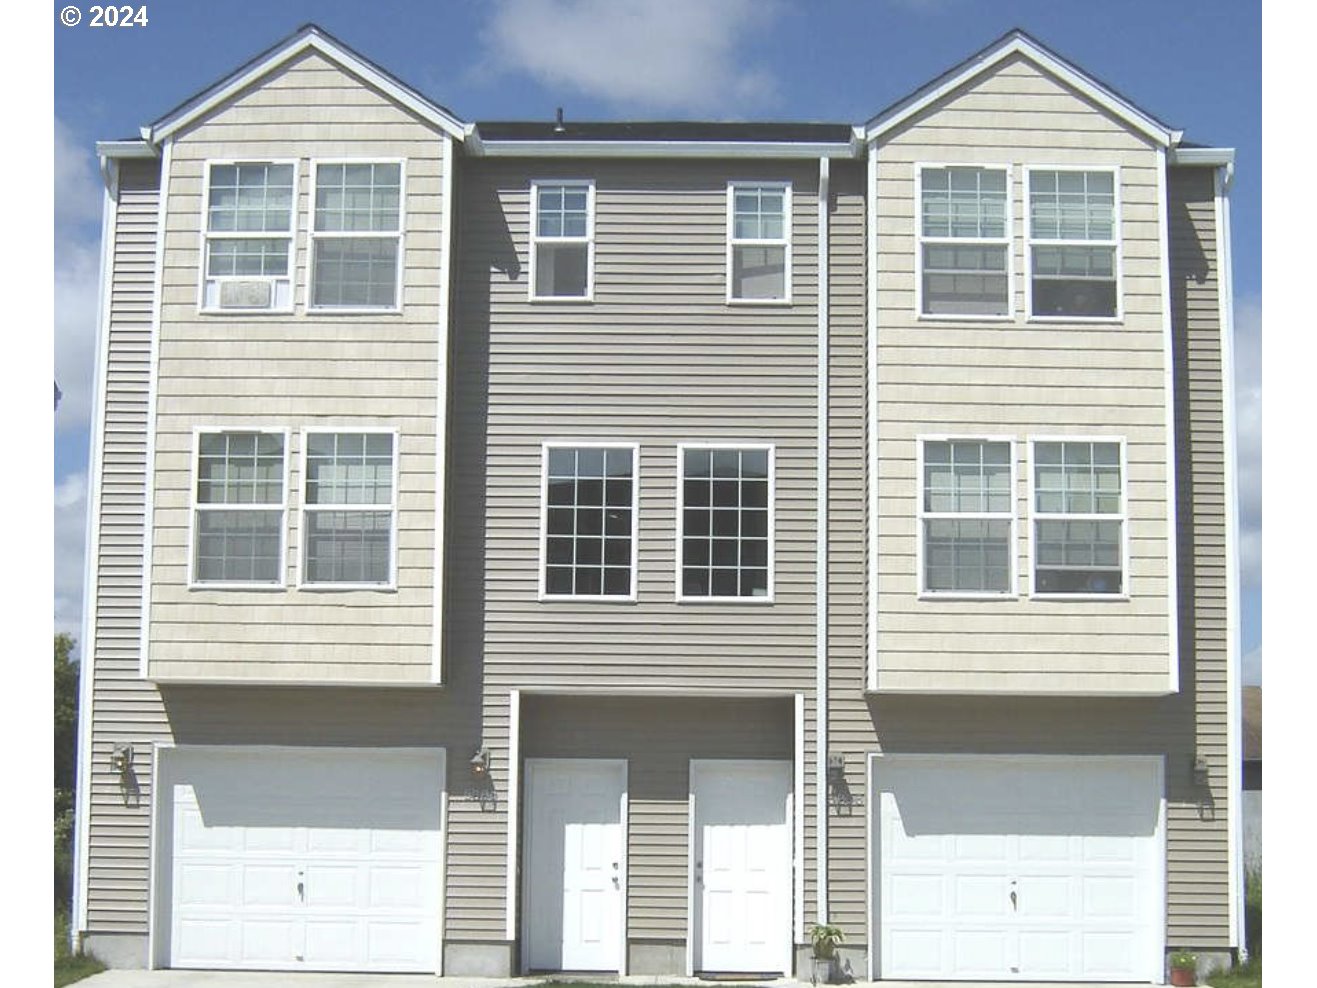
[75,974,1158,988]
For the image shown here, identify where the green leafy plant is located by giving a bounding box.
[1170,950,1198,971]
[809,923,846,960]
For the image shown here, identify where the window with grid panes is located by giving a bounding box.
[311,162,403,309]
[532,182,592,298]
[920,440,1013,593]
[543,446,635,597]
[729,184,789,301]
[680,447,771,598]
[203,162,295,310]
[193,431,285,584]
[919,166,1009,316]
[1028,170,1118,318]
[1033,440,1124,594]
[302,432,396,586]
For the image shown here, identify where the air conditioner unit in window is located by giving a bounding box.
[218,280,274,309]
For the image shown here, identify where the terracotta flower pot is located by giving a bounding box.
[1169,965,1196,986]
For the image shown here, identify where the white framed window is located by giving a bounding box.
[918,438,1015,596]
[530,180,594,300]
[299,429,398,589]
[677,445,774,601]
[727,182,791,303]
[200,161,297,312]
[1029,438,1127,596]
[190,428,288,587]
[917,165,1011,318]
[539,443,638,600]
[1026,168,1120,320]
[310,160,405,311]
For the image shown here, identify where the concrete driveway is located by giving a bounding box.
[74,974,1155,988]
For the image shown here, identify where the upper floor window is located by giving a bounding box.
[531,181,593,300]
[202,162,296,312]
[311,161,403,311]
[918,166,1010,318]
[1027,169,1118,319]
[192,430,287,586]
[301,431,397,588]
[1032,440,1124,595]
[541,444,637,599]
[920,439,1013,595]
[678,446,773,600]
[728,183,790,302]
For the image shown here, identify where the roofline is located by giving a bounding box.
[146,23,468,145]
[1169,146,1235,167]
[96,139,158,160]
[474,138,861,160]
[862,29,1179,148]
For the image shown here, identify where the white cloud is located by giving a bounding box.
[54,116,104,436]
[479,0,780,114]
[1233,295,1261,591]
[1242,645,1261,686]
[54,472,89,644]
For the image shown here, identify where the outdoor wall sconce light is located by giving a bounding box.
[827,753,846,788]
[1192,754,1210,785]
[470,746,491,779]
[110,742,134,775]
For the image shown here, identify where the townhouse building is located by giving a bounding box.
[72,24,1243,982]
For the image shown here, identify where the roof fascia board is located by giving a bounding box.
[475,139,858,159]
[863,35,1175,147]
[96,140,158,159]
[149,31,467,144]
[1169,146,1236,171]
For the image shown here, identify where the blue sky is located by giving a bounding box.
[51,0,1262,678]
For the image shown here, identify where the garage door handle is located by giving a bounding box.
[297,881,304,901]
[1010,889,1017,911]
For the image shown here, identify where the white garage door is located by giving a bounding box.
[161,746,444,973]
[873,755,1163,982]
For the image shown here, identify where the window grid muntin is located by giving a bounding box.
[301,430,396,587]
[1031,439,1126,595]
[192,429,286,586]
[309,159,405,311]
[728,182,790,302]
[679,446,772,599]
[542,445,635,598]
[1026,168,1119,319]
[919,439,1014,595]
[917,165,1010,318]
[530,181,594,300]
[201,160,297,311]
[314,162,402,233]
[206,163,295,234]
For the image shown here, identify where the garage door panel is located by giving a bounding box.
[875,756,1162,982]
[164,747,444,973]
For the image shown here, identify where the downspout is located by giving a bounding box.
[815,156,831,925]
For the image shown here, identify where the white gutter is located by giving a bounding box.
[71,155,121,947]
[1214,163,1245,958]
[478,140,857,160]
[815,156,831,925]
[1169,147,1236,170]
[95,140,157,159]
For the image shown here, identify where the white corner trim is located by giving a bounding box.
[72,157,120,943]
[1215,165,1244,953]
[139,137,172,679]
[793,693,805,945]
[1157,148,1181,692]
[815,155,830,926]
[149,29,467,143]
[432,134,454,684]
[866,143,880,692]
[505,688,521,943]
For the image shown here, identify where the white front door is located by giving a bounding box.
[523,759,626,972]
[163,746,444,973]
[873,755,1163,982]
[692,759,792,974]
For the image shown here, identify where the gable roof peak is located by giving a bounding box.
[862,28,1181,148]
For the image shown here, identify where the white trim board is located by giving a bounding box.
[432,132,454,684]
[1158,148,1182,692]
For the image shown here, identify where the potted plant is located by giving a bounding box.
[809,923,845,985]
[1168,949,1197,986]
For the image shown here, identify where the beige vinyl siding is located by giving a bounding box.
[85,159,166,934]
[146,49,443,683]
[520,695,794,941]
[872,53,1172,693]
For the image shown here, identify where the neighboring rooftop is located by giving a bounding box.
[475,121,855,143]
